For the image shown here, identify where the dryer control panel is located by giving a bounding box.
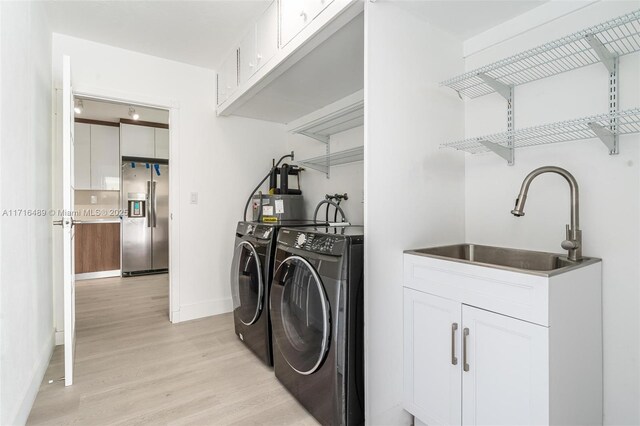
[289,231,343,255]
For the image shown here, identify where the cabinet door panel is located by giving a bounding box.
[238,25,257,84]
[217,50,238,104]
[404,288,462,425]
[280,0,309,47]
[154,128,169,160]
[120,123,154,158]
[462,305,549,426]
[256,1,278,71]
[74,123,91,190]
[90,124,120,190]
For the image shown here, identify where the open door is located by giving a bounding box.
[61,55,76,386]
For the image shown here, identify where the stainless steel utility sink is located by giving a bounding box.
[405,244,599,276]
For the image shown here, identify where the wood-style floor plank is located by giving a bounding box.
[27,275,317,425]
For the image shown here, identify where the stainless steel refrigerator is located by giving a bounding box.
[122,161,169,275]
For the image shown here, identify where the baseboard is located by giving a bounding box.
[176,297,233,323]
[10,330,55,425]
[75,269,120,280]
[55,330,64,346]
[367,404,412,426]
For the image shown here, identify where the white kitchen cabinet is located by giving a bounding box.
[256,1,278,72]
[90,125,120,190]
[120,123,155,158]
[280,0,334,47]
[403,250,603,425]
[217,50,238,105]
[404,289,461,426]
[74,122,91,190]
[461,305,549,426]
[154,128,169,159]
[239,26,257,84]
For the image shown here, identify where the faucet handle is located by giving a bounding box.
[561,224,580,250]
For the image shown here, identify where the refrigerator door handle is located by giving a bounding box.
[152,181,157,228]
[146,180,151,228]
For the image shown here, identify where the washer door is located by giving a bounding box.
[271,255,330,375]
[232,241,263,325]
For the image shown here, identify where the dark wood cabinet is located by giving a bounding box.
[75,223,120,273]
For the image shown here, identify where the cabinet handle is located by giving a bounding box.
[463,327,470,372]
[451,323,458,366]
[300,10,307,20]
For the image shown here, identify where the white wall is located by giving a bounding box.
[0,1,54,424]
[287,125,364,224]
[463,3,640,425]
[51,34,289,330]
[364,3,466,424]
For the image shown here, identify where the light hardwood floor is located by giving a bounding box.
[27,275,317,425]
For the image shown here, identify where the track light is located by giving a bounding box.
[129,107,140,120]
[74,99,83,115]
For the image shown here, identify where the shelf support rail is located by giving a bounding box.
[478,73,515,165]
[299,132,331,178]
[477,139,514,165]
[586,34,620,154]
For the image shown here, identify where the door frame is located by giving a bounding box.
[71,84,182,323]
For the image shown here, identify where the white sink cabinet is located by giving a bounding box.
[403,250,602,426]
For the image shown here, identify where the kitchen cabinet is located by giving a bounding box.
[90,124,120,190]
[75,222,120,275]
[120,123,155,158]
[405,289,549,426]
[280,0,334,47]
[217,50,238,105]
[239,1,278,84]
[74,122,91,190]
[403,250,603,425]
[403,290,461,425]
[154,128,169,159]
[74,122,119,190]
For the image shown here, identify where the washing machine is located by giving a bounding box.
[231,220,322,366]
[270,225,364,425]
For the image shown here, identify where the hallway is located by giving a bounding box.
[27,275,315,425]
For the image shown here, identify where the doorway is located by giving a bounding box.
[71,96,171,292]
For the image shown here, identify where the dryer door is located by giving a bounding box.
[271,255,330,375]
[231,241,264,325]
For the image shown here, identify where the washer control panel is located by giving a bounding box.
[293,232,340,254]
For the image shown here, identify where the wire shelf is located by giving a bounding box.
[297,146,364,173]
[442,108,640,155]
[440,10,640,98]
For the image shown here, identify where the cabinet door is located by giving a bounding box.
[404,288,462,425]
[154,128,169,160]
[238,25,257,84]
[461,305,549,426]
[279,0,310,47]
[120,123,154,158]
[217,50,238,105]
[256,1,278,71]
[74,122,91,190]
[90,125,120,190]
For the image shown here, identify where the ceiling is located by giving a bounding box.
[75,98,169,124]
[393,1,549,40]
[46,0,273,69]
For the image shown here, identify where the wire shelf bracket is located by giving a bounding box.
[588,122,617,154]
[478,139,514,165]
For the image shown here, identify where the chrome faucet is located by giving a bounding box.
[511,166,582,261]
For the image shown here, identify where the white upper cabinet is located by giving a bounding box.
[74,122,91,190]
[154,128,169,160]
[239,26,258,84]
[90,125,120,190]
[280,0,334,47]
[255,1,278,72]
[120,123,155,158]
[217,50,238,105]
